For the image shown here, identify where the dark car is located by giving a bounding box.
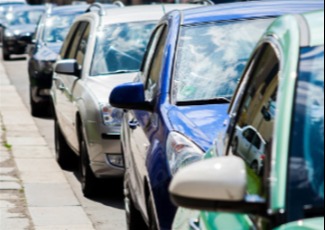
[0,0,27,41]
[27,4,118,118]
[27,5,89,117]
[2,5,45,60]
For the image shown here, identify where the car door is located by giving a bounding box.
[202,42,281,230]
[54,21,88,151]
[126,24,168,215]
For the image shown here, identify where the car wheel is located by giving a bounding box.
[2,48,10,61]
[251,161,259,175]
[125,184,147,230]
[148,195,159,230]
[54,119,77,170]
[79,128,98,198]
[30,87,43,117]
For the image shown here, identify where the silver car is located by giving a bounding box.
[51,4,187,197]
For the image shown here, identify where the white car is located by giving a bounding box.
[51,3,196,197]
[233,125,266,174]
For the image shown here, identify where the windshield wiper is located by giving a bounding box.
[177,97,231,106]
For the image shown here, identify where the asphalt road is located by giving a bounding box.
[1,51,127,230]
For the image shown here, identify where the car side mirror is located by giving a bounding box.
[109,82,152,111]
[169,156,267,215]
[20,34,33,44]
[55,59,81,78]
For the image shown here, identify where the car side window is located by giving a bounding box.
[243,128,254,143]
[76,24,90,68]
[229,43,280,197]
[60,23,79,58]
[143,25,168,102]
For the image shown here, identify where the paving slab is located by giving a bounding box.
[15,159,62,172]
[29,207,94,228]
[25,183,80,207]
[0,182,22,190]
[0,168,14,174]
[0,208,30,230]
[0,175,19,182]
[7,136,47,147]
[12,146,54,159]
[20,171,67,184]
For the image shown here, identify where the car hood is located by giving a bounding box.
[7,24,36,35]
[167,103,229,151]
[86,72,138,103]
[34,42,62,61]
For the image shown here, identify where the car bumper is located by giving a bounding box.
[91,134,124,178]
[3,38,26,54]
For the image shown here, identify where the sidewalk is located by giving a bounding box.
[0,62,95,230]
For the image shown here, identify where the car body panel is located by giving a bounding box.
[274,218,325,230]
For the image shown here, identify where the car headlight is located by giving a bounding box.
[167,132,204,176]
[4,30,14,38]
[100,103,123,126]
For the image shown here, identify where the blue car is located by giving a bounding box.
[109,1,324,229]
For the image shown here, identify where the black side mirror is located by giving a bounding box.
[55,59,81,78]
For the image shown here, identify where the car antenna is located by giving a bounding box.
[160,0,166,14]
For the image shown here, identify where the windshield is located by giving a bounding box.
[43,14,79,43]
[173,18,273,104]
[7,9,43,26]
[288,46,324,220]
[0,3,24,17]
[90,21,156,76]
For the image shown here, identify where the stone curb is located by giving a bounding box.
[0,61,95,230]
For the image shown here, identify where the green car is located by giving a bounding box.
[170,10,324,230]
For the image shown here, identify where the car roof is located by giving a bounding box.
[181,0,324,25]
[100,4,196,25]
[49,4,116,16]
[10,5,45,12]
[303,10,324,47]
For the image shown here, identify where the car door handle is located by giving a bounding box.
[128,120,139,130]
[58,83,65,91]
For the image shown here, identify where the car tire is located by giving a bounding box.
[79,128,98,198]
[54,119,77,170]
[30,87,43,117]
[125,184,147,230]
[148,195,159,230]
[2,49,10,61]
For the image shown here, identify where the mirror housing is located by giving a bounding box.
[55,59,81,78]
[169,156,267,215]
[109,82,152,111]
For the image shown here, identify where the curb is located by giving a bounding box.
[0,61,95,230]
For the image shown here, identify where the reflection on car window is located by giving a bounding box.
[43,15,78,43]
[173,18,273,103]
[287,46,324,221]
[230,43,279,197]
[90,22,156,76]
[7,10,43,26]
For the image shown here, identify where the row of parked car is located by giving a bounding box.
[1,0,324,230]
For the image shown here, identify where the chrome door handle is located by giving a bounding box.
[128,120,139,130]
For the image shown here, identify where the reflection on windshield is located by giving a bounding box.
[7,10,43,26]
[173,19,273,103]
[90,22,156,76]
[288,46,324,220]
[43,15,78,43]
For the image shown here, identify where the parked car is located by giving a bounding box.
[51,4,193,197]
[2,5,45,60]
[0,0,26,41]
[170,9,324,230]
[110,1,324,229]
[233,125,266,175]
[27,4,102,118]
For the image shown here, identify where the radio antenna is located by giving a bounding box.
[161,0,166,14]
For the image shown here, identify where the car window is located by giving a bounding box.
[173,18,274,104]
[90,22,156,76]
[65,22,88,59]
[76,24,90,67]
[145,26,168,102]
[60,23,79,58]
[287,46,324,221]
[243,128,254,143]
[7,9,43,26]
[229,43,280,197]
